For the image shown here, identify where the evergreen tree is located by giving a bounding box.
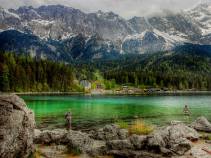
[0,64,10,91]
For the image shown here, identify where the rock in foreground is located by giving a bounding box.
[147,123,199,156]
[106,123,199,157]
[0,94,35,158]
[35,122,201,158]
[34,129,95,153]
[191,116,211,132]
[91,124,129,141]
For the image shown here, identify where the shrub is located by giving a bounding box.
[115,120,129,129]
[115,119,154,135]
[129,120,154,135]
[200,132,211,140]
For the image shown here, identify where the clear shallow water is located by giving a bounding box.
[21,95,211,130]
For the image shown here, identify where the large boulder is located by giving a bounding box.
[130,135,148,150]
[191,116,211,132]
[35,128,95,154]
[34,129,68,144]
[91,124,128,141]
[87,140,107,157]
[107,139,133,150]
[66,130,94,153]
[0,94,35,158]
[94,123,199,157]
[147,123,199,156]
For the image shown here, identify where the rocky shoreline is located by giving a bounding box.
[1,94,211,158]
[12,90,211,96]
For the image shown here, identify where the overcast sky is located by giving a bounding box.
[0,0,210,18]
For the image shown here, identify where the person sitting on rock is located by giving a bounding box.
[65,112,72,130]
[183,105,191,115]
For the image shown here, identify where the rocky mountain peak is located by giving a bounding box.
[0,3,211,59]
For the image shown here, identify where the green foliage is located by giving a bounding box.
[115,119,154,135]
[0,50,211,92]
[115,120,129,129]
[200,132,211,140]
[0,52,79,92]
[129,120,154,135]
[0,63,10,91]
[101,52,211,90]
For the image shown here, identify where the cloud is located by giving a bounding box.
[0,0,210,18]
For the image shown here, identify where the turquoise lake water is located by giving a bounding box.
[21,95,211,130]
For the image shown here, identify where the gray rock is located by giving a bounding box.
[167,123,199,142]
[107,139,133,150]
[170,138,191,155]
[32,123,200,157]
[119,128,129,139]
[147,131,167,150]
[147,123,199,156]
[91,124,128,141]
[34,128,95,154]
[66,130,94,153]
[34,129,68,144]
[0,94,35,158]
[34,129,41,142]
[87,140,107,157]
[129,135,147,150]
[191,116,211,132]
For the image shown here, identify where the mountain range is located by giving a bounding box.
[0,3,211,61]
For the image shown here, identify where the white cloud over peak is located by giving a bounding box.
[0,0,210,18]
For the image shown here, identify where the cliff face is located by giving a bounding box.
[0,94,35,158]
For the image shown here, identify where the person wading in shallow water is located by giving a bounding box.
[65,112,72,130]
[183,105,191,116]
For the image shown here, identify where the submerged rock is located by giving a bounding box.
[0,94,35,158]
[191,116,211,132]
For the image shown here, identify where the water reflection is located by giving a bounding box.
[22,95,211,130]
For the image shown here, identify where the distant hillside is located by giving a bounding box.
[98,49,211,90]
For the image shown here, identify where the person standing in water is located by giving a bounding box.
[183,105,191,115]
[65,112,72,130]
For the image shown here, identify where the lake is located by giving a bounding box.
[21,95,211,130]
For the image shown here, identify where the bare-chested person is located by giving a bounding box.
[183,105,191,115]
[65,112,72,130]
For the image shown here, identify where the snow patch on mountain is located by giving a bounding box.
[0,7,20,19]
[4,9,20,19]
[0,3,211,56]
[153,29,188,43]
[187,3,211,36]
[121,28,189,54]
[31,19,55,26]
[61,33,76,40]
